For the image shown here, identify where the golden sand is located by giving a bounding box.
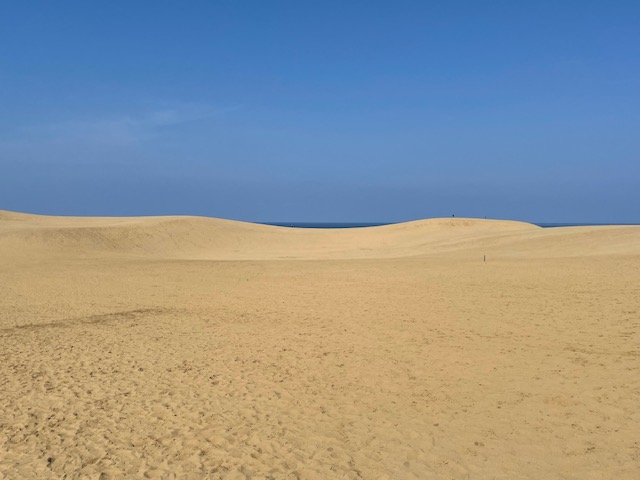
[1,210,639,479]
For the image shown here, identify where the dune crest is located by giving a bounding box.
[1,209,639,261]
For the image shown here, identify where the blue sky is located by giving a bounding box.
[1,1,638,222]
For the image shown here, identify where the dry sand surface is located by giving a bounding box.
[1,209,639,479]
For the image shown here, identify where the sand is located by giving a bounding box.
[1,210,639,479]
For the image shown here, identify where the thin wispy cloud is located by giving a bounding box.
[2,104,239,149]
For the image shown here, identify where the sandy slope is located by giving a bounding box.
[2,210,638,261]
[0,210,542,261]
[1,210,639,479]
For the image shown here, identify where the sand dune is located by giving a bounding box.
[1,210,639,479]
[0,209,538,260]
[2,210,638,261]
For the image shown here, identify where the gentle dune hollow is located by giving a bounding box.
[1,210,639,479]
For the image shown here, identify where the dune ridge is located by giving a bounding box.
[2,210,638,261]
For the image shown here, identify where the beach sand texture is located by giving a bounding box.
[1,210,639,479]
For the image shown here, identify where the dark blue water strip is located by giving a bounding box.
[261,222,639,229]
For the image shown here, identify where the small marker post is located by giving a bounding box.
[483,255,486,263]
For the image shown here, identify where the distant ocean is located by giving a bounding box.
[262,222,639,229]
[264,222,390,229]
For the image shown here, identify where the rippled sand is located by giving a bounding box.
[1,210,639,479]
